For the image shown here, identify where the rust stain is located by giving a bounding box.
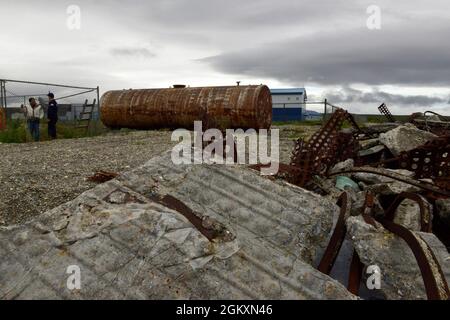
[148,193,234,243]
[87,171,119,183]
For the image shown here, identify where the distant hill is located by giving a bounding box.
[304,110,322,116]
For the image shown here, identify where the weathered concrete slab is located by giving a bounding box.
[0,151,354,300]
[379,123,437,156]
[347,216,450,300]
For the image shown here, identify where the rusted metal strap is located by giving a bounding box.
[347,250,364,295]
[347,192,378,295]
[378,219,450,300]
[148,194,220,242]
[87,170,119,183]
[353,191,449,300]
[317,188,449,300]
[317,191,366,295]
[361,192,379,227]
[384,193,433,232]
[318,192,351,274]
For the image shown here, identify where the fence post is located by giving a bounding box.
[323,98,328,121]
[0,80,5,108]
[96,86,100,120]
[3,81,7,109]
[0,108,5,131]
[0,80,6,130]
[0,81,3,108]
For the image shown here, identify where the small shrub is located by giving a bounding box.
[0,120,28,143]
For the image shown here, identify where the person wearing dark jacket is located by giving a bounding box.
[47,92,58,139]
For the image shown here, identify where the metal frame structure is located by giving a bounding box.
[297,99,342,120]
[0,78,100,127]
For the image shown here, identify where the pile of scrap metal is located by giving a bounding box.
[409,111,450,136]
[379,102,450,136]
[254,106,450,300]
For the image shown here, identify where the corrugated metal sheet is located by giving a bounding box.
[272,108,303,122]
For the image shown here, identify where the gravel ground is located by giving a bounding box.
[0,125,318,226]
[0,130,175,226]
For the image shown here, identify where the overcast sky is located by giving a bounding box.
[1,0,449,114]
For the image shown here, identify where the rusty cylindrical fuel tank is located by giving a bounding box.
[100,85,272,130]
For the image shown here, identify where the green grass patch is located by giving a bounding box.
[366,115,386,123]
[0,120,109,143]
[272,119,323,126]
[0,120,27,143]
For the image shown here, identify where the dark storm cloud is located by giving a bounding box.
[2,0,450,114]
[95,0,359,31]
[317,86,450,108]
[204,21,450,87]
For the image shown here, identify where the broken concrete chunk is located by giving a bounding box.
[392,199,422,231]
[346,216,450,300]
[353,169,414,185]
[379,123,437,156]
[0,151,354,300]
[358,145,385,157]
[331,159,354,173]
[364,181,421,196]
[359,138,380,150]
[388,180,421,194]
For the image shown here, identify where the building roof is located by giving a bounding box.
[270,88,306,95]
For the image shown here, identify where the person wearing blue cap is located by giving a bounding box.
[47,92,58,139]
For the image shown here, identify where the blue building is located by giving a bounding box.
[271,88,307,122]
